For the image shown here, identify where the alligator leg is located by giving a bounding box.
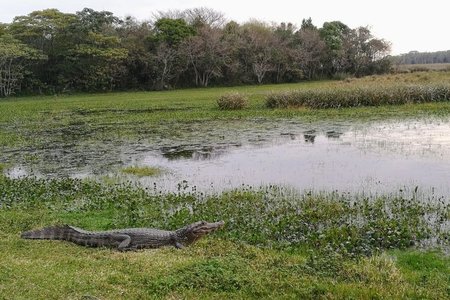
[115,234,132,251]
[175,242,185,249]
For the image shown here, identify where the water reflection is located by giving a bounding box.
[3,118,450,196]
[138,129,450,195]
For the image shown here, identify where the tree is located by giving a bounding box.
[9,8,129,92]
[76,8,121,32]
[320,21,350,74]
[154,7,225,28]
[343,27,391,76]
[240,21,277,84]
[182,26,229,87]
[273,23,296,82]
[293,28,326,79]
[0,35,45,97]
[150,18,195,89]
[153,18,195,46]
[301,18,316,31]
[116,16,153,89]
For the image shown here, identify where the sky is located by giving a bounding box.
[1,0,449,55]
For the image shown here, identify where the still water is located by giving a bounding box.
[5,118,450,195]
[132,119,450,195]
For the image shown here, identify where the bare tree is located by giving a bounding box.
[153,7,225,28]
[293,28,326,79]
[182,26,229,87]
[152,42,179,89]
[241,21,276,84]
[343,27,391,76]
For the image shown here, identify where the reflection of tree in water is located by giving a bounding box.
[3,118,352,177]
[303,130,316,143]
[326,130,343,139]
[161,145,237,161]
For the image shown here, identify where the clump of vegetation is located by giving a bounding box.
[266,84,450,109]
[217,92,249,110]
[1,176,448,258]
[1,176,449,299]
[121,166,163,177]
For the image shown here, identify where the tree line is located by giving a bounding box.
[0,7,392,97]
[393,50,450,65]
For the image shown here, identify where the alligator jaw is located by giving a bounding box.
[192,220,225,235]
[177,220,225,246]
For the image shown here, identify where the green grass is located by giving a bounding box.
[0,176,448,299]
[121,166,163,177]
[1,72,450,151]
[1,73,450,298]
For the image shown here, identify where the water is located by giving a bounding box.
[3,118,450,196]
[137,121,450,195]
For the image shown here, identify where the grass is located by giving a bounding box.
[1,72,450,298]
[121,166,163,177]
[393,63,450,72]
[266,84,450,109]
[1,71,450,151]
[0,176,448,299]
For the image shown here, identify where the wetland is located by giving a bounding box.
[1,73,450,299]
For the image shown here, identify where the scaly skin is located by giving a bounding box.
[21,221,225,251]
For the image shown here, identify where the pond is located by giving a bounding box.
[4,117,450,196]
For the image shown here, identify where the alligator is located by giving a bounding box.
[21,220,225,251]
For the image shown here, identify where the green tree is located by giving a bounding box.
[9,8,128,92]
[320,21,350,74]
[0,35,46,97]
[153,18,195,46]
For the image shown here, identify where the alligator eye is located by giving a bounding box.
[201,221,206,225]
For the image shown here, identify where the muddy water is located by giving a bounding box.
[4,118,450,196]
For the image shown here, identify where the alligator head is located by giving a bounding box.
[176,220,225,246]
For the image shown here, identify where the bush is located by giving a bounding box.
[266,84,450,109]
[217,92,248,110]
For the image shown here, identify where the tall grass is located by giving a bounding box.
[266,84,450,109]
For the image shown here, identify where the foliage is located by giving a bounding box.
[153,18,195,46]
[217,92,248,110]
[266,84,450,109]
[0,35,45,97]
[0,7,392,96]
[393,50,450,65]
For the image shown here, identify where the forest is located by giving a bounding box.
[0,7,392,97]
[393,50,450,65]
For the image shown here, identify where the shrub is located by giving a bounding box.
[217,92,248,110]
[265,84,450,109]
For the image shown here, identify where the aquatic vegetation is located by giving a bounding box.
[121,166,163,177]
[1,174,449,299]
[266,84,450,109]
[1,177,448,257]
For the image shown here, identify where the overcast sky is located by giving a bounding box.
[1,0,449,54]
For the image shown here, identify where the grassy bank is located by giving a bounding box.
[1,72,450,150]
[0,176,449,299]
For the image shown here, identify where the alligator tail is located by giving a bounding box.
[21,225,77,240]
